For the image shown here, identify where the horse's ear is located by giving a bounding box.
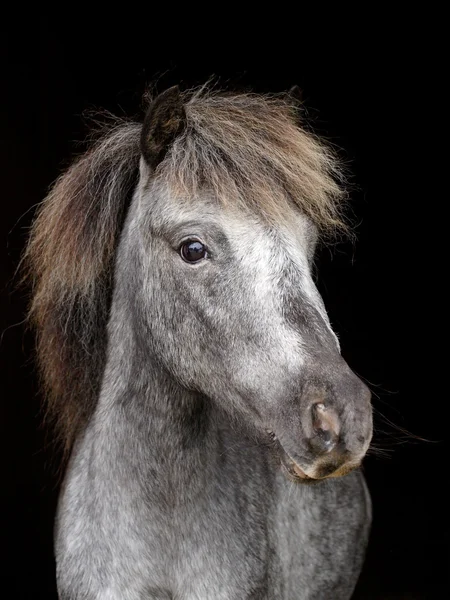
[141,85,187,170]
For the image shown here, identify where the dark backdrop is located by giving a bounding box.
[1,16,446,599]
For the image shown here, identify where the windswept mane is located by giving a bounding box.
[24,122,141,454]
[24,86,347,455]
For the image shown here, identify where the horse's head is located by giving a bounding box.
[129,86,372,482]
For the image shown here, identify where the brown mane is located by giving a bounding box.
[23,87,348,456]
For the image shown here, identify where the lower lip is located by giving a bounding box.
[268,432,314,481]
[291,462,309,479]
[280,457,313,482]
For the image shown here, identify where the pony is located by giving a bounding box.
[25,85,373,599]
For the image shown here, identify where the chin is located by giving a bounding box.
[266,430,361,484]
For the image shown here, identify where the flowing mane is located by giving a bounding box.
[24,87,347,455]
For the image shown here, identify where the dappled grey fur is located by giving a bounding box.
[28,87,372,599]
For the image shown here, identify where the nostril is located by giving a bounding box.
[315,427,336,449]
[311,403,340,453]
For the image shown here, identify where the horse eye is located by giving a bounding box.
[180,240,208,263]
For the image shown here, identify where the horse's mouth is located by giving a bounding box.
[266,430,316,484]
[267,429,362,483]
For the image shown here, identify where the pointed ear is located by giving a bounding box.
[140,85,187,170]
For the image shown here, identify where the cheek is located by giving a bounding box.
[142,246,304,387]
[143,269,221,376]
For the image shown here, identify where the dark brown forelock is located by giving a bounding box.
[159,90,348,232]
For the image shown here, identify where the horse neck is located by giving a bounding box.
[91,294,219,496]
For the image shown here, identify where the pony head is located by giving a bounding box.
[25,85,372,480]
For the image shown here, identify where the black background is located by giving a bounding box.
[1,15,446,599]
